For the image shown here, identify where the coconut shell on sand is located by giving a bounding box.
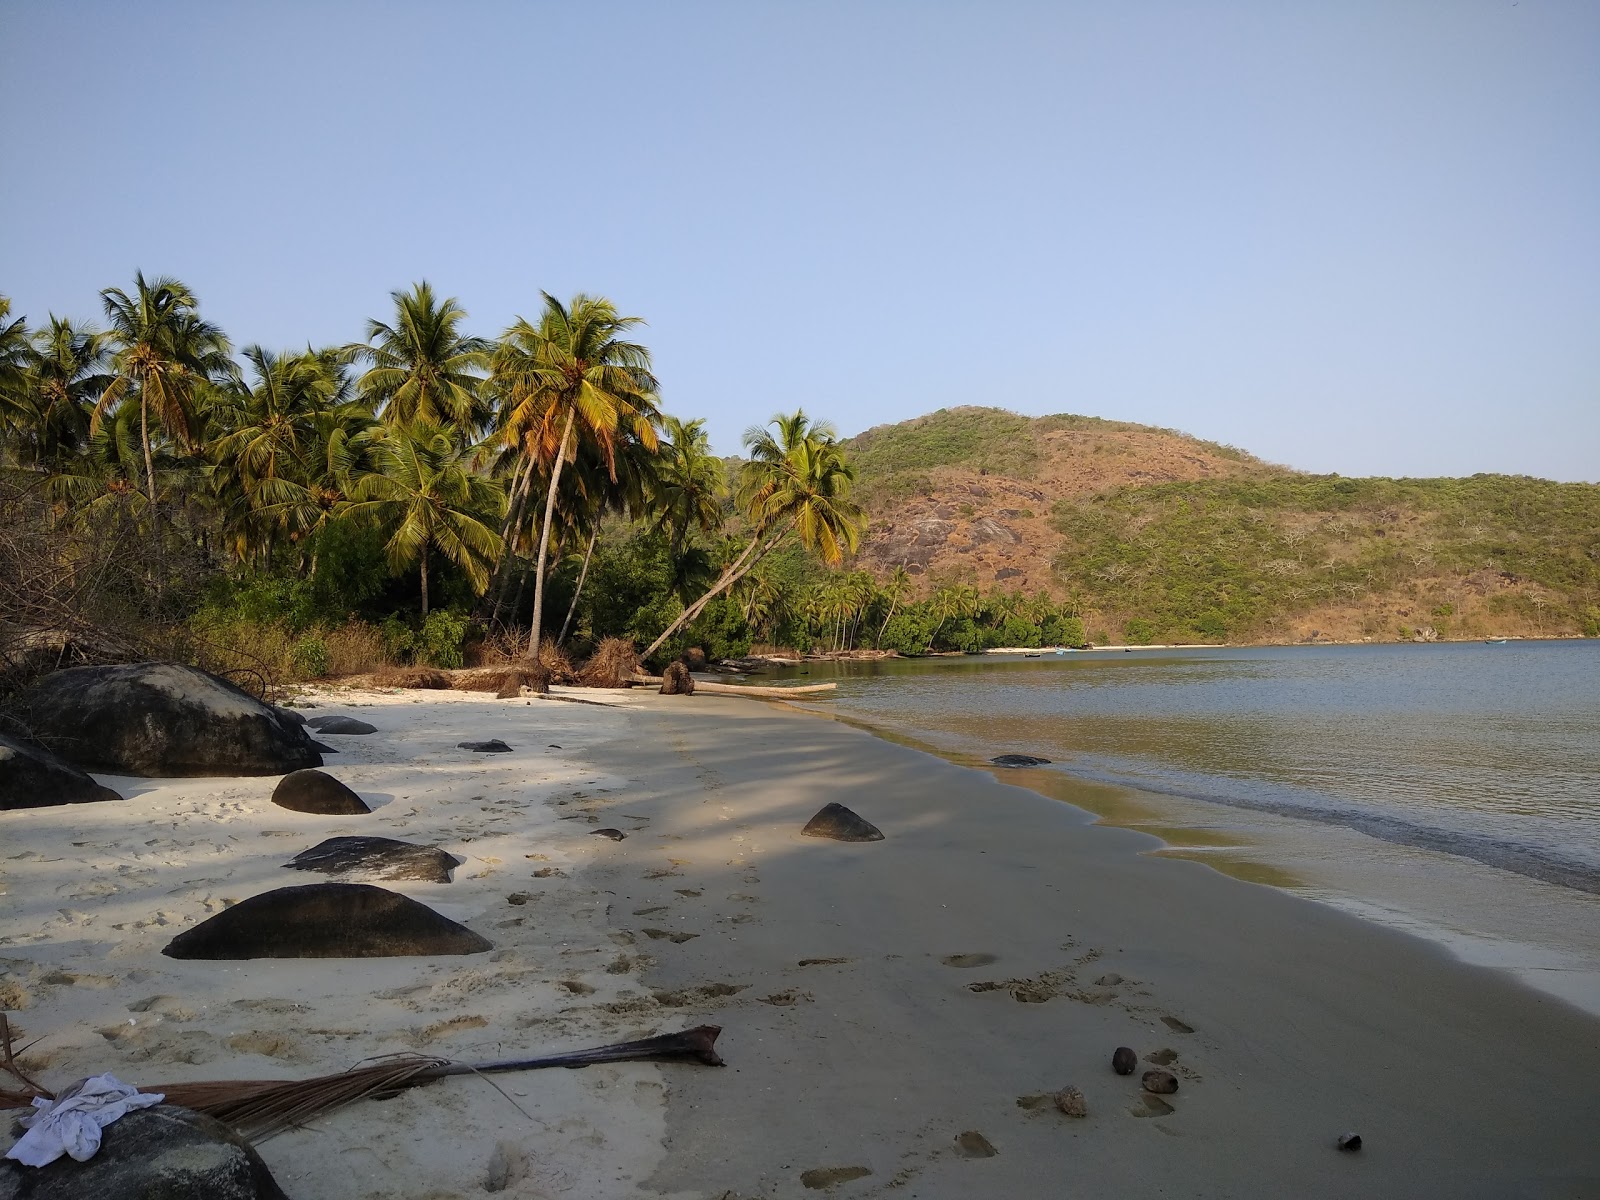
[161,882,491,959]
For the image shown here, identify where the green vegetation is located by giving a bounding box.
[1052,473,1600,642]
[845,407,1042,504]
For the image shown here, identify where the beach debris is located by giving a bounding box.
[578,637,643,688]
[160,882,492,960]
[0,732,124,810]
[304,715,376,735]
[953,1130,998,1158]
[270,770,370,816]
[285,836,458,883]
[659,661,695,695]
[11,662,321,777]
[485,1140,531,1192]
[1337,1133,1362,1152]
[506,893,530,906]
[990,753,1051,767]
[1145,1048,1178,1066]
[591,828,628,841]
[458,739,513,753]
[1054,1086,1088,1117]
[451,665,551,698]
[0,1105,291,1199]
[1112,1047,1138,1075]
[801,1166,872,1188]
[5,1073,165,1167]
[371,666,451,689]
[800,802,884,842]
[1141,1070,1179,1095]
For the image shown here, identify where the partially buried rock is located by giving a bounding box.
[285,836,458,883]
[591,828,627,841]
[990,753,1051,768]
[0,732,124,810]
[271,769,370,815]
[659,661,695,695]
[1141,1070,1178,1095]
[12,662,321,777]
[161,882,491,959]
[1337,1133,1362,1152]
[305,715,376,735]
[1054,1086,1087,1118]
[801,802,884,842]
[459,739,512,753]
[1112,1046,1138,1075]
[0,1104,289,1200]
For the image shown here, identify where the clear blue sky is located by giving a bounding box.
[2,1,1596,480]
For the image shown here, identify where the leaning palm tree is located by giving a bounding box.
[94,273,234,508]
[343,423,504,614]
[875,564,913,647]
[488,293,661,652]
[347,282,491,429]
[641,410,862,660]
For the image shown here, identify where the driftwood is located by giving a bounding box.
[630,674,836,698]
[1,1017,723,1141]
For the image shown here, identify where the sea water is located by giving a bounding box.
[779,641,1600,1015]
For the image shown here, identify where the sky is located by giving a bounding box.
[1,1,1596,480]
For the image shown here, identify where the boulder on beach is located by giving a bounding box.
[659,661,695,695]
[0,1104,290,1200]
[0,732,124,810]
[286,836,458,883]
[162,882,491,959]
[459,739,512,753]
[271,706,307,727]
[801,802,884,842]
[305,714,376,735]
[270,769,371,815]
[12,663,321,777]
[990,753,1051,768]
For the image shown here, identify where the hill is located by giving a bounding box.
[843,407,1600,644]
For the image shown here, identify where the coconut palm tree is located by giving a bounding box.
[15,316,113,469]
[94,273,234,508]
[343,423,504,614]
[876,564,913,647]
[650,415,728,556]
[487,293,661,652]
[641,410,862,660]
[347,282,491,429]
[0,297,33,450]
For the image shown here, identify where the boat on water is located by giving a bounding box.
[1484,638,1509,645]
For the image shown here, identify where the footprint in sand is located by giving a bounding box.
[801,1167,872,1189]
[1161,1015,1195,1034]
[1130,1095,1175,1118]
[558,980,595,996]
[759,990,813,1006]
[941,953,998,968]
[1146,1048,1179,1065]
[651,982,747,1007]
[642,868,682,880]
[673,889,702,898]
[641,928,699,943]
[797,957,852,968]
[632,906,669,916]
[414,1015,489,1043]
[953,1131,998,1158]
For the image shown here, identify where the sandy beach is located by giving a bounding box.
[4,687,1599,1199]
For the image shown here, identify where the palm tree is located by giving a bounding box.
[95,273,234,507]
[343,423,504,613]
[876,564,913,647]
[642,410,862,660]
[347,282,491,428]
[25,317,112,467]
[488,293,660,652]
[650,415,728,555]
[0,297,33,451]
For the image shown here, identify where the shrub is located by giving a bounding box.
[290,636,331,679]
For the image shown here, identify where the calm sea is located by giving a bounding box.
[773,641,1600,1010]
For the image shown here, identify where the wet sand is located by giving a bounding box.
[3,689,1598,1198]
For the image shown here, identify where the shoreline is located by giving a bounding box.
[4,687,1598,1198]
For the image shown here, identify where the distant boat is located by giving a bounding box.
[1024,652,1041,658]
[1484,638,1508,645]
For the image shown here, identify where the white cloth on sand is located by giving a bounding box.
[4,1073,166,1167]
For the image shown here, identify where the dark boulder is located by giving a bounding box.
[13,663,320,777]
[459,739,512,753]
[304,715,376,735]
[0,732,123,810]
[659,661,695,695]
[270,769,370,815]
[162,882,491,959]
[286,836,458,883]
[990,754,1051,768]
[271,706,307,727]
[801,802,884,842]
[0,1104,289,1200]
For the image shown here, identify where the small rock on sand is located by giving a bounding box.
[800,802,884,842]
[1142,1070,1179,1095]
[591,828,627,841]
[1054,1086,1088,1117]
[1338,1133,1362,1152]
[990,753,1051,767]
[458,739,513,753]
[1112,1046,1138,1075]
[271,770,370,815]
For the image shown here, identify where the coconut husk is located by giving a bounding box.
[372,666,452,690]
[577,637,641,688]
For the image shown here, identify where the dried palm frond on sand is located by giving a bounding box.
[577,637,641,688]
[1,1016,723,1142]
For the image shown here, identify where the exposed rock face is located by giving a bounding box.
[0,732,123,809]
[304,715,376,735]
[13,664,321,777]
[801,802,884,842]
[270,769,370,815]
[286,836,458,883]
[659,661,695,695]
[0,1104,289,1200]
[161,882,492,959]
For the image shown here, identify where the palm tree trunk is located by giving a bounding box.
[642,519,795,660]
[556,526,600,646]
[487,458,533,622]
[876,595,901,648]
[420,545,430,615]
[526,410,575,656]
[140,394,158,509]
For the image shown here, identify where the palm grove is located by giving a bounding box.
[2,276,1078,682]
